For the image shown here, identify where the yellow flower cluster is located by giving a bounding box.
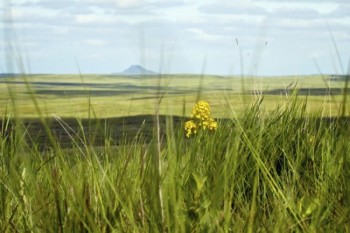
[184,120,197,138]
[185,100,217,137]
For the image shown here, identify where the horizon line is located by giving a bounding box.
[0,72,347,77]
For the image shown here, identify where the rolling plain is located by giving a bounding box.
[1,73,350,232]
[0,73,347,118]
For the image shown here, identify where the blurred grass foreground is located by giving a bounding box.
[1,72,350,232]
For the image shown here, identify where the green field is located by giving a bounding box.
[1,74,350,232]
[0,74,348,118]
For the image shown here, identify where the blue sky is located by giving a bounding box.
[1,0,349,75]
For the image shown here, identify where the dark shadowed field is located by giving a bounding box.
[0,115,187,150]
[1,115,350,151]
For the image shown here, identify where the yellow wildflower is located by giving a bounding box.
[185,101,217,137]
[191,100,211,121]
[208,118,218,131]
[202,117,217,131]
[185,120,197,138]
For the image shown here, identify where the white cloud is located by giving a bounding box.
[255,1,340,14]
[256,0,348,2]
[185,28,223,41]
[270,7,320,19]
[83,39,108,46]
[199,2,267,15]
[83,0,143,8]
[327,3,350,18]
[74,14,122,25]
[1,0,349,75]
[19,0,78,9]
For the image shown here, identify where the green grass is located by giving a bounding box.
[0,74,347,118]
[1,85,350,232]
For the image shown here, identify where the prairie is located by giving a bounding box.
[0,74,347,118]
[0,73,350,232]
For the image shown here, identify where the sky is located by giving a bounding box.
[1,0,349,76]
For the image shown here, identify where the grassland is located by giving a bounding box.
[1,73,350,232]
[0,74,348,118]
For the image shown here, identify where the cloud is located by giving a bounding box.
[83,39,108,46]
[270,7,320,19]
[152,0,186,8]
[1,0,349,75]
[255,0,348,2]
[83,0,186,9]
[185,28,223,42]
[327,4,350,18]
[2,2,78,26]
[18,0,78,9]
[74,14,123,25]
[83,0,144,8]
[199,2,267,15]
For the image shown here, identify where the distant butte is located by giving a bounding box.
[120,65,158,75]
